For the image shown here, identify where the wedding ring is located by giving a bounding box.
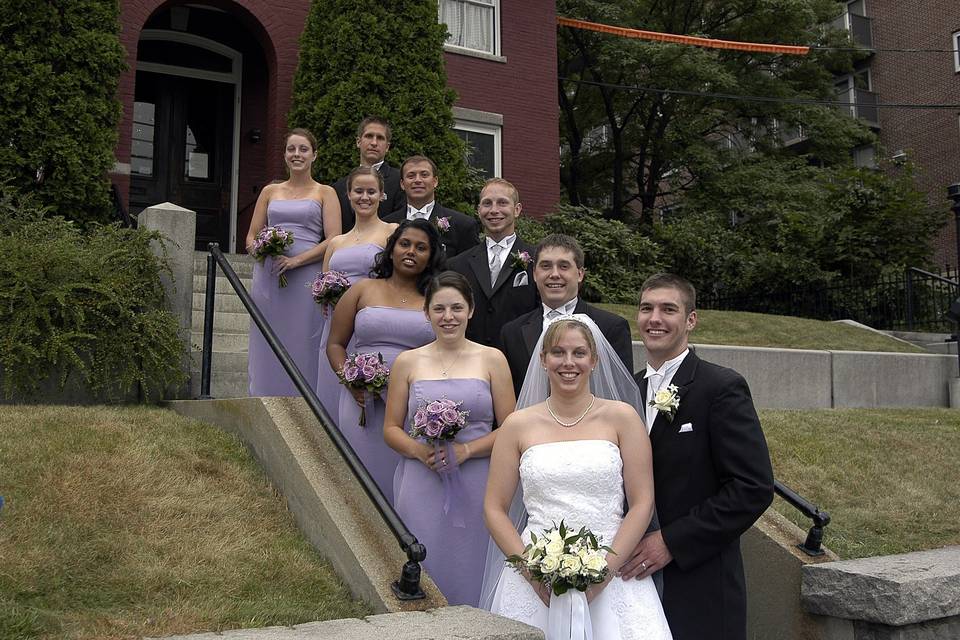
[442,458,447,466]
[640,561,648,571]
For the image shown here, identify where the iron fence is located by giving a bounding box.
[699,267,960,333]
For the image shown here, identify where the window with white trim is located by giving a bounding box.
[440,0,499,56]
[953,31,960,72]
[453,119,501,178]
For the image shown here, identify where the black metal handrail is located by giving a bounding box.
[774,480,830,556]
[200,243,426,600]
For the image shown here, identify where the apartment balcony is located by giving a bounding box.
[837,87,880,128]
[831,12,873,51]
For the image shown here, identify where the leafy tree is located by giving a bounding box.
[557,0,873,222]
[288,0,475,206]
[0,1,125,224]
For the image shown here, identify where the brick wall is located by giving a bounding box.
[869,1,960,267]
[115,0,560,244]
[444,0,561,218]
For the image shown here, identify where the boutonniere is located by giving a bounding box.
[436,216,451,232]
[649,384,680,422]
[510,250,532,270]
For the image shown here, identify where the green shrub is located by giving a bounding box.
[518,205,663,303]
[0,1,125,225]
[288,0,475,208]
[0,191,186,401]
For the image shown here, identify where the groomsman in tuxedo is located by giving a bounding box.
[333,116,406,232]
[384,155,480,259]
[447,178,538,348]
[500,234,633,396]
[620,273,774,640]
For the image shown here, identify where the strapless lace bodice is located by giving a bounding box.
[520,439,623,543]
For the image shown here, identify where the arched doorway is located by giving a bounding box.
[130,30,241,250]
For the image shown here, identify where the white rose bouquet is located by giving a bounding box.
[506,520,612,596]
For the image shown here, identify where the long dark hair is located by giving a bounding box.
[370,218,444,294]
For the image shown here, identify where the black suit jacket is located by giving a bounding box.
[333,161,406,233]
[447,237,539,349]
[384,203,481,261]
[500,299,634,398]
[635,351,774,640]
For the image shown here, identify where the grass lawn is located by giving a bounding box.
[0,405,370,640]
[599,303,925,353]
[761,407,960,560]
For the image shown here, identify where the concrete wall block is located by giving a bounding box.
[830,351,955,408]
[801,546,960,626]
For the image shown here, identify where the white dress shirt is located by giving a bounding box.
[541,297,579,331]
[644,349,689,431]
[407,200,435,221]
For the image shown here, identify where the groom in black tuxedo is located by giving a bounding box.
[621,273,774,640]
[447,178,538,348]
[499,234,633,397]
[332,116,406,232]
[383,155,480,260]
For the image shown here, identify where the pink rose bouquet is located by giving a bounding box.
[311,270,351,314]
[337,352,390,426]
[251,225,295,287]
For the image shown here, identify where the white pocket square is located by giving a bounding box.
[678,422,693,433]
[513,272,529,287]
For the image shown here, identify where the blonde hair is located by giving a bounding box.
[540,319,597,358]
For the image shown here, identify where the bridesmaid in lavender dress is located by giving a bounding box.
[327,219,443,502]
[384,271,516,606]
[315,166,398,422]
[246,128,341,396]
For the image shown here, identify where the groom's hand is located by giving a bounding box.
[619,530,673,581]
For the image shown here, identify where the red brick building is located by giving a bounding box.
[112,1,560,251]
[838,1,960,268]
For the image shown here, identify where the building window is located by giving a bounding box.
[440,0,498,56]
[953,31,960,72]
[454,119,501,179]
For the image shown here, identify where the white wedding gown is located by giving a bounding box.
[489,439,673,640]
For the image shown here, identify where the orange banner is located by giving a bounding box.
[558,16,810,56]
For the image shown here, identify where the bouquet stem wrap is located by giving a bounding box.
[435,440,466,528]
[548,589,594,640]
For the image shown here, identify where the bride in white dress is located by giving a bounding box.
[482,316,672,640]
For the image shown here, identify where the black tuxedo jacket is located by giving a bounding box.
[383,203,481,261]
[333,161,406,233]
[635,351,774,640]
[500,299,634,397]
[446,237,539,349]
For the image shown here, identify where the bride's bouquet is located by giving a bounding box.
[251,225,295,287]
[506,520,611,596]
[337,352,390,426]
[310,270,350,314]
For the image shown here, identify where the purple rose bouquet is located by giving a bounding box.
[409,397,470,442]
[251,225,295,287]
[337,352,390,426]
[409,396,471,526]
[311,270,351,314]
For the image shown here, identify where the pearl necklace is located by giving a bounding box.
[546,394,596,428]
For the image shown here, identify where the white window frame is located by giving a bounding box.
[953,31,960,72]
[452,108,502,178]
[439,0,505,62]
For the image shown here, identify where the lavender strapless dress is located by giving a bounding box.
[338,306,435,503]
[394,378,493,606]
[315,243,384,424]
[248,199,324,397]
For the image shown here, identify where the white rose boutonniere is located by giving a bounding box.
[649,384,680,422]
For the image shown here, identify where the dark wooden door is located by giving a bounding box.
[129,71,234,250]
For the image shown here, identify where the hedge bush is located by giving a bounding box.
[0,1,125,225]
[288,0,475,207]
[518,205,663,303]
[0,191,186,401]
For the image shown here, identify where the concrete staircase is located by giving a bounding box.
[884,330,958,355]
[190,251,253,398]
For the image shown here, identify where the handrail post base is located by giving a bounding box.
[391,560,426,600]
